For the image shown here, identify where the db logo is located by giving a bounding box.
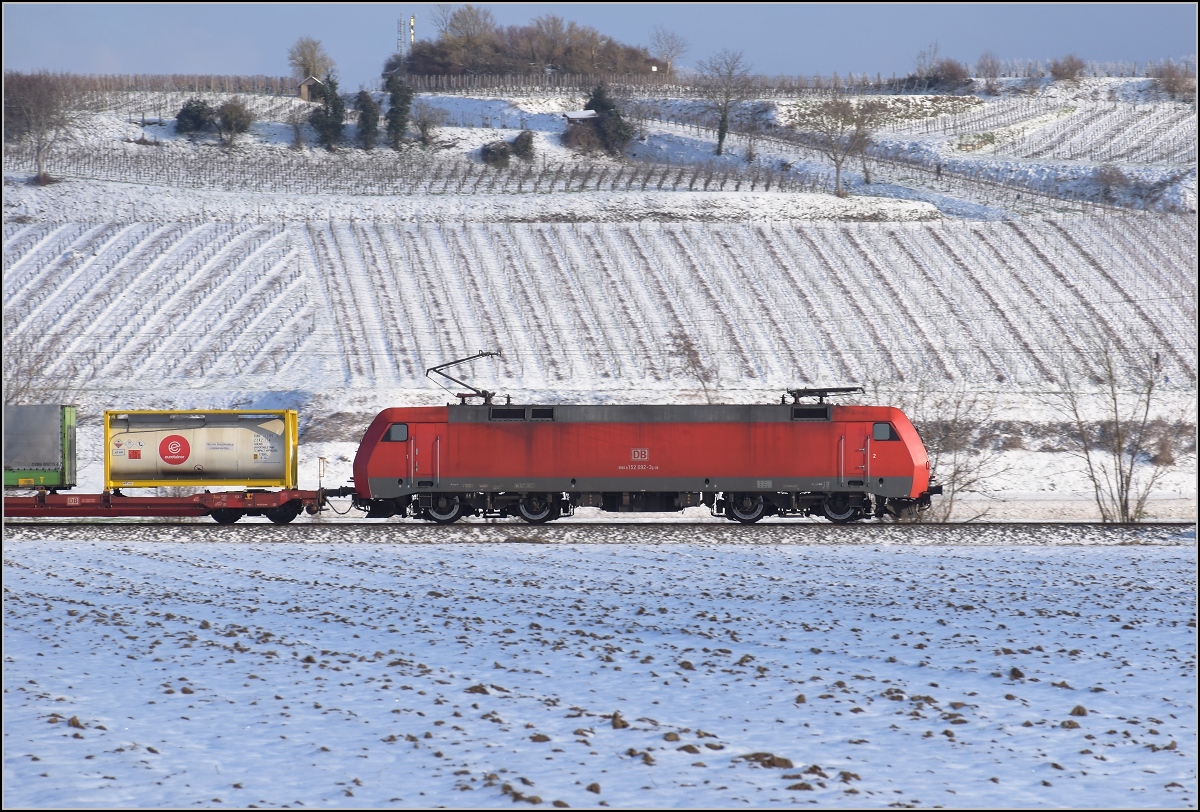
[630,448,649,461]
[159,434,191,465]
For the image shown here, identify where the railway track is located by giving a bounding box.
[4,519,1194,546]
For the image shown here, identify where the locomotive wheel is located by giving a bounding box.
[425,494,466,524]
[822,494,860,524]
[517,494,559,524]
[726,493,766,524]
[266,503,302,525]
[210,509,243,525]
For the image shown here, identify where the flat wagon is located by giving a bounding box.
[5,409,333,524]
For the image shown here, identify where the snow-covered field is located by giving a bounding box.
[3,526,1196,809]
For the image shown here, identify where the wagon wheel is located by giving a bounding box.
[517,494,559,524]
[266,503,302,525]
[726,493,766,524]
[425,494,466,524]
[822,493,860,524]
[210,509,243,525]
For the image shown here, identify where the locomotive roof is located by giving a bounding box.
[442,403,891,424]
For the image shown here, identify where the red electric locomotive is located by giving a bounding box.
[352,387,941,524]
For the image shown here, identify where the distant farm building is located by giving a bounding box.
[298,76,324,102]
[562,110,598,127]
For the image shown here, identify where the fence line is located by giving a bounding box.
[9,58,1188,100]
[628,105,1191,213]
[3,142,824,199]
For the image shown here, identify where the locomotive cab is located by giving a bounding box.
[817,405,935,522]
[352,406,462,520]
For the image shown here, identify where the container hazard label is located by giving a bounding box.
[159,434,191,465]
[252,434,278,462]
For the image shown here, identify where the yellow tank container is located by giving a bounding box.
[105,410,299,489]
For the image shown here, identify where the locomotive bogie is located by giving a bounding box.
[355,487,933,525]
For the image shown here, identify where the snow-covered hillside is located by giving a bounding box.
[3,217,1195,394]
[2,78,1196,519]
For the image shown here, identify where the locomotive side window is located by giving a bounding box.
[791,405,830,421]
[489,407,526,421]
[873,422,900,441]
[384,423,409,442]
[530,407,555,421]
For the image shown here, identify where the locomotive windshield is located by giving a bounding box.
[873,422,900,441]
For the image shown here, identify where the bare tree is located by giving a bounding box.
[865,376,1009,523]
[976,50,1002,94]
[1018,71,1045,96]
[288,37,334,83]
[693,49,756,156]
[3,313,88,406]
[1149,59,1196,100]
[411,99,449,145]
[530,14,568,71]
[649,26,688,75]
[852,100,885,184]
[214,98,254,146]
[666,331,717,403]
[444,4,497,40]
[3,71,84,181]
[286,106,307,150]
[1096,164,1132,203]
[789,93,879,196]
[1049,53,1087,83]
[735,101,773,163]
[912,389,1007,523]
[914,41,940,80]
[431,3,459,38]
[1051,340,1184,523]
[440,3,499,71]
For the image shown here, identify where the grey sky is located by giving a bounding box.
[3,3,1195,89]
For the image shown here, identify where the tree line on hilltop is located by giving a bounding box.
[387,5,670,76]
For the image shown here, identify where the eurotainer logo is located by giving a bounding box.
[159,435,191,465]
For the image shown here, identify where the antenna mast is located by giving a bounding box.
[396,14,415,58]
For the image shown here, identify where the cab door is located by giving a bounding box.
[867,420,907,497]
[409,422,444,488]
[839,423,869,487]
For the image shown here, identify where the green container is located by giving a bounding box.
[4,404,77,489]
